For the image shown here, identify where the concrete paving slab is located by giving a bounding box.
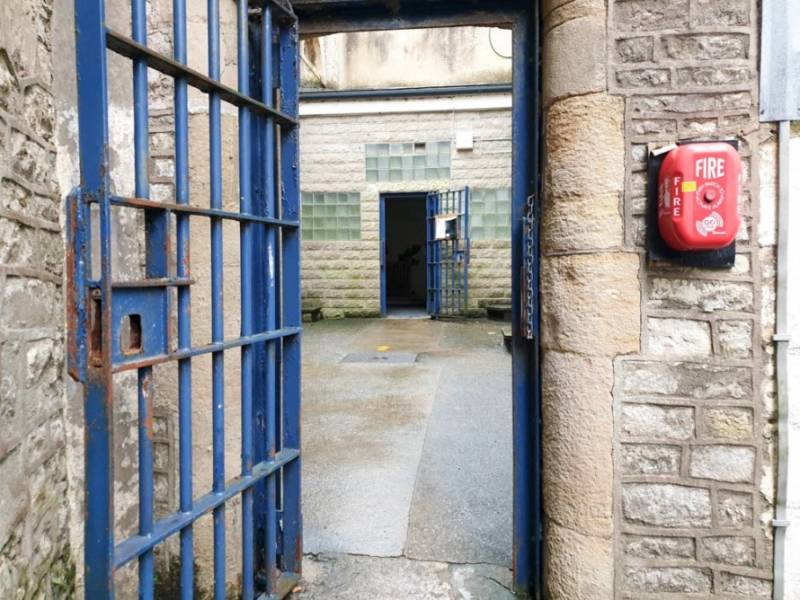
[405,342,513,566]
[300,318,513,590]
[293,553,514,600]
[302,352,440,556]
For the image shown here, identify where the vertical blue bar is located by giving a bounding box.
[249,14,268,588]
[278,20,302,577]
[261,7,280,594]
[131,0,156,597]
[512,10,542,598]
[207,0,226,597]
[73,0,114,596]
[137,369,155,599]
[464,187,470,315]
[173,1,194,597]
[237,2,255,597]
[379,196,387,316]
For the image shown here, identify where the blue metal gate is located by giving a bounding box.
[426,188,470,317]
[67,1,302,597]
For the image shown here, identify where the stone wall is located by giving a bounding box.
[299,106,512,317]
[785,122,800,600]
[0,0,75,595]
[541,0,776,597]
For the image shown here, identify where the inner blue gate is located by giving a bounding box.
[426,188,470,317]
[67,1,302,597]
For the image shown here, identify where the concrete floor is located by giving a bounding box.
[293,318,513,599]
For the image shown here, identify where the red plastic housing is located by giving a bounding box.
[657,142,741,251]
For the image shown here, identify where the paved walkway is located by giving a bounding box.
[294,318,513,599]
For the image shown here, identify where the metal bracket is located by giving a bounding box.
[773,519,791,528]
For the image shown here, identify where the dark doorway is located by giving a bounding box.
[382,194,428,315]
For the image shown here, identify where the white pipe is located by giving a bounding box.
[773,120,791,600]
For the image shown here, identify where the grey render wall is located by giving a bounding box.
[0,0,74,595]
[299,106,512,318]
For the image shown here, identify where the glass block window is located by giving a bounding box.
[470,188,512,240]
[301,192,361,241]
[365,141,451,182]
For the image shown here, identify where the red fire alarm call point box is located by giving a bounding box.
[657,142,741,252]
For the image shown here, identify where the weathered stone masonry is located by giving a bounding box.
[0,0,74,595]
[541,0,776,597]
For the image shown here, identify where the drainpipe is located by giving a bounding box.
[773,120,791,600]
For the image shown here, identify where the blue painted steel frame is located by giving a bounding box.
[69,1,302,598]
[294,2,542,596]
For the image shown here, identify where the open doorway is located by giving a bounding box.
[294,12,537,596]
[382,193,428,317]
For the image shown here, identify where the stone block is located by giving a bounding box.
[615,37,654,63]
[615,68,671,89]
[720,572,771,596]
[690,0,750,26]
[676,66,752,88]
[621,404,694,441]
[11,130,55,188]
[543,17,606,103]
[629,92,753,116]
[621,443,682,475]
[716,490,753,529]
[22,83,54,142]
[0,277,57,329]
[545,521,612,600]
[542,351,613,536]
[545,93,625,198]
[689,445,755,483]
[647,318,711,357]
[699,536,755,566]
[661,34,749,60]
[0,52,19,114]
[648,277,753,312]
[631,118,677,136]
[612,0,689,31]
[622,484,712,527]
[541,253,640,356]
[623,566,712,593]
[541,192,623,253]
[621,360,752,400]
[622,535,695,559]
[703,407,753,440]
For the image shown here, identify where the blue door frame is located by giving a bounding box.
[295,3,542,597]
[68,1,302,598]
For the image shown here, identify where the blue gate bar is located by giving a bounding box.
[131,0,156,596]
[172,0,195,596]
[237,2,256,598]
[71,0,113,596]
[70,0,301,597]
[114,449,300,568]
[261,6,280,594]
[279,20,302,578]
[105,29,297,126]
[108,195,300,227]
[208,0,227,598]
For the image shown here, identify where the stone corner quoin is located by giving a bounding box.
[541,0,774,598]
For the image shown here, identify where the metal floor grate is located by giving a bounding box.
[341,352,418,364]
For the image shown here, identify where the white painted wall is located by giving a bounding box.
[301,27,512,89]
[785,122,800,600]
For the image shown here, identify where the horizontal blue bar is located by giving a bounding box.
[105,29,297,127]
[114,448,300,568]
[109,196,299,228]
[111,326,302,373]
